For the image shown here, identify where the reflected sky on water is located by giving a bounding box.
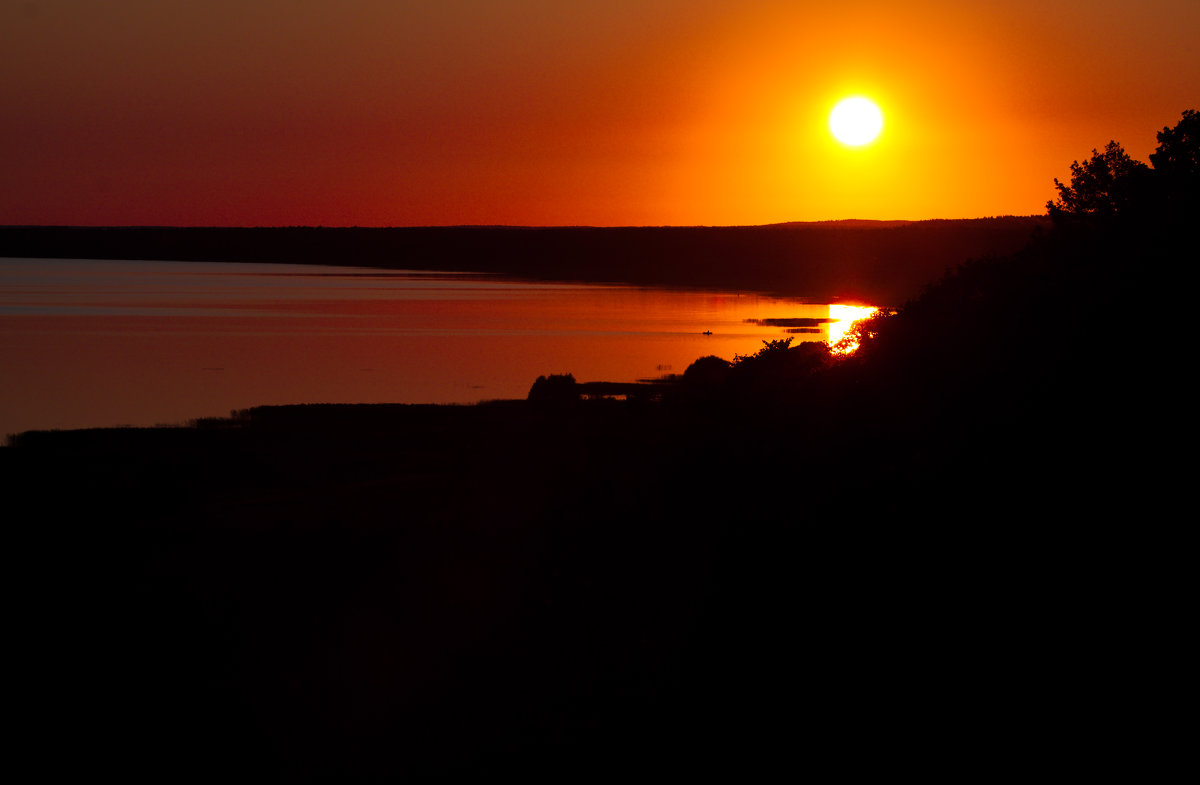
[0,258,876,435]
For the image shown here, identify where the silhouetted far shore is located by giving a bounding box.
[0,217,1046,306]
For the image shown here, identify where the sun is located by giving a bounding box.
[829,97,884,146]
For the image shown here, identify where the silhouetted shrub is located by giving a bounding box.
[731,337,795,366]
[528,373,579,404]
[682,355,732,388]
[723,338,832,403]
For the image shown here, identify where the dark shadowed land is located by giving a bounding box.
[0,217,1045,306]
[5,112,1193,780]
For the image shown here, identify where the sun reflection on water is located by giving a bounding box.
[827,304,879,353]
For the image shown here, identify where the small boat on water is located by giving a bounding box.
[702,330,713,335]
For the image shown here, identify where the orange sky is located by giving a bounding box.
[3,0,1197,227]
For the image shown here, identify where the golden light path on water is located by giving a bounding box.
[828,304,880,352]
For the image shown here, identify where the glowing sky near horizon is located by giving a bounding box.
[2,0,1197,227]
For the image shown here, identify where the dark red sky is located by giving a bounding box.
[3,0,1197,226]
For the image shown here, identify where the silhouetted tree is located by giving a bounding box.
[1047,141,1150,223]
[1149,109,1200,219]
[1150,109,1200,179]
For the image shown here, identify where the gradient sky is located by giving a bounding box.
[3,0,1197,227]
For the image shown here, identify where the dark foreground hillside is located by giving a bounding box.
[4,221,1179,780]
[5,391,1169,781]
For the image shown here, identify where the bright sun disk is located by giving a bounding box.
[829,97,884,146]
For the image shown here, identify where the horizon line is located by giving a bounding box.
[1,216,1046,231]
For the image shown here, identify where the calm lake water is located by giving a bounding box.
[0,258,875,437]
